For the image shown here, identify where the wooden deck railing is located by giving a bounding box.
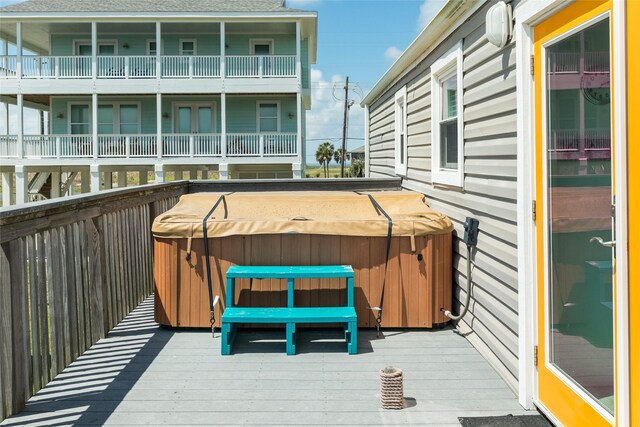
[0,182,188,420]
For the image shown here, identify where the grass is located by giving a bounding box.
[305,166,344,178]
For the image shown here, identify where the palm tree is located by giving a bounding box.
[349,159,364,177]
[315,142,334,178]
[334,148,350,174]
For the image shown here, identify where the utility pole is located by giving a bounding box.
[340,76,349,178]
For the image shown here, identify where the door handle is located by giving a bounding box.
[590,236,616,248]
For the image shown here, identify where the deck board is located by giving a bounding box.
[1,296,534,426]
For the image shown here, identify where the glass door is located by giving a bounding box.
[174,103,215,156]
[534,1,616,425]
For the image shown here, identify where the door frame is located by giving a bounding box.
[514,0,629,424]
[171,102,217,134]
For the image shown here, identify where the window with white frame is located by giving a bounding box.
[180,40,196,56]
[96,104,140,134]
[258,102,279,133]
[70,104,90,134]
[394,87,408,176]
[431,41,464,187]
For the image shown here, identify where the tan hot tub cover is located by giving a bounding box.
[152,191,453,239]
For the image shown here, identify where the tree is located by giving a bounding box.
[315,142,335,178]
[349,159,364,178]
[334,148,350,172]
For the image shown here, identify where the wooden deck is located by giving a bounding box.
[1,296,532,426]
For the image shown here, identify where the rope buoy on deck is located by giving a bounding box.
[379,366,404,409]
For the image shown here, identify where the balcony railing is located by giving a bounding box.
[549,128,611,153]
[1,55,296,79]
[226,55,296,78]
[1,133,297,159]
[227,133,297,156]
[547,51,609,74]
[162,134,222,157]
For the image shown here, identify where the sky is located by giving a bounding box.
[0,0,445,165]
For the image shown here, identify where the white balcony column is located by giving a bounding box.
[15,165,26,205]
[220,22,225,78]
[296,92,302,161]
[50,171,60,198]
[117,170,126,188]
[156,93,162,158]
[189,169,197,180]
[219,163,228,181]
[295,20,301,81]
[2,172,14,206]
[91,22,97,79]
[90,164,101,193]
[292,163,302,179]
[154,163,165,183]
[92,93,98,159]
[139,170,148,185]
[221,92,227,158]
[156,22,161,78]
[16,22,22,78]
[17,93,23,159]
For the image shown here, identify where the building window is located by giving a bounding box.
[431,41,464,187]
[258,102,279,132]
[98,105,114,134]
[180,40,196,56]
[119,105,139,134]
[394,87,407,176]
[70,104,90,134]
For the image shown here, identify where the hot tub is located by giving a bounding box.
[152,191,453,328]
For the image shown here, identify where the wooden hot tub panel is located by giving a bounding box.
[154,233,452,328]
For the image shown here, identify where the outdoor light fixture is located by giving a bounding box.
[56,113,64,119]
[162,112,169,118]
[486,1,513,49]
[287,112,294,119]
[122,42,130,49]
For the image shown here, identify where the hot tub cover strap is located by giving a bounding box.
[202,193,229,330]
[366,194,392,330]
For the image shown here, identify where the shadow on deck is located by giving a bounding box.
[1,295,531,426]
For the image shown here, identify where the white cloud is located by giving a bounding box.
[385,46,402,62]
[305,67,364,165]
[418,0,447,30]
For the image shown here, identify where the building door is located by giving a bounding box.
[251,40,273,76]
[174,103,216,155]
[534,1,620,425]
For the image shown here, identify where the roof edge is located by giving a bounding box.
[361,0,485,106]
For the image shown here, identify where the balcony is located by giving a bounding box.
[0,133,298,160]
[1,54,297,80]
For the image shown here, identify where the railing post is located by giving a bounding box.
[92,93,98,159]
[258,55,263,78]
[56,136,61,158]
[55,57,60,78]
[17,94,23,159]
[16,22,22,79]
[259,134,264,157]
[221,92,227,158]
[125,136,131,158]
[156,22,162,78]
[189,135,194,157]
[220,22,225,78]
[156,93,162,159]
[124,56,129,79]
[91,22,97,79]
[296,20,301,82]
[188,56,193,78]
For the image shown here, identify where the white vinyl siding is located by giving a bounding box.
[366,3,519,392]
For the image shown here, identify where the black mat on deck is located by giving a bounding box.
[458,414,553,427]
